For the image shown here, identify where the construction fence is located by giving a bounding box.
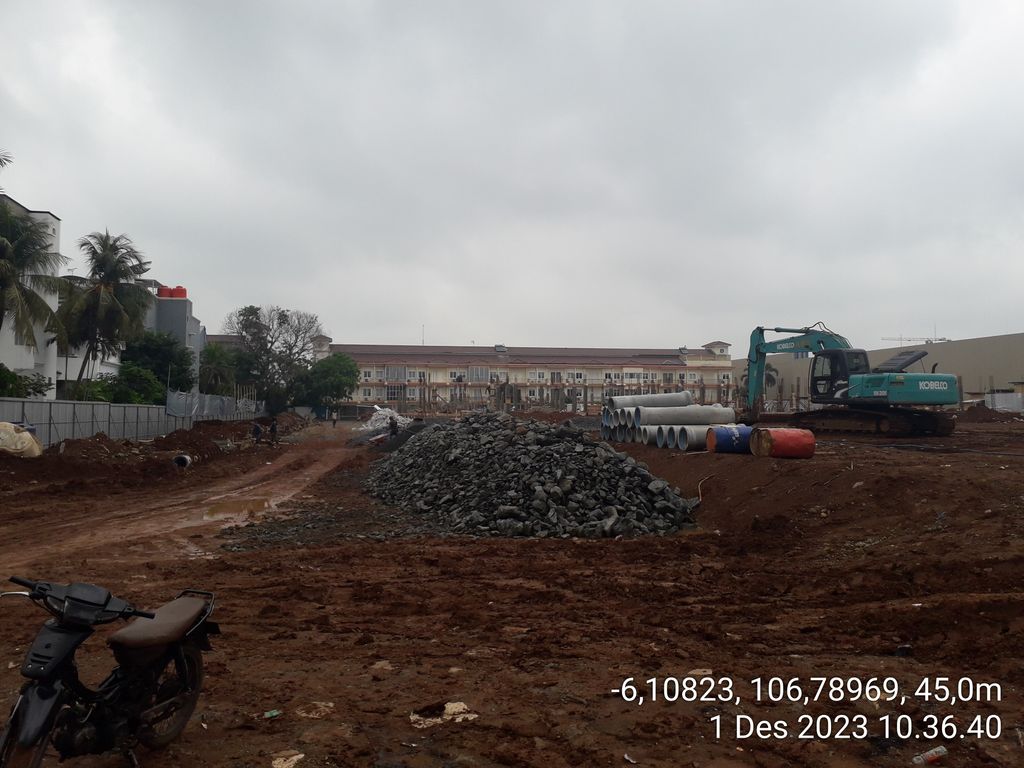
[0,391,263,449]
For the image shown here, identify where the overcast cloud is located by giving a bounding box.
[2,1,1022,353]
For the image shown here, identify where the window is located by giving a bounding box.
[642,372,650,381]
[688,372,697,380]
[549,372,562,383]
[721,373,730,382]
[385,365,407,381]
[362,370,372,380]
[408,387,417,398]
[528,389,536,398]
[386,385,404,400]
[469,366,489,383]
[614,372,622,380]
[663,373,674,384]
[449,371,458,379]
[374,369,385,380]
[418,371,427,382]
[604,372,612,380]
[362,388,371,398]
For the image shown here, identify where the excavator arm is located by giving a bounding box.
[746,324,852,410]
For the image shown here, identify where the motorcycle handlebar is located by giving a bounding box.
[131,608,156,620]
[9,576,37,590]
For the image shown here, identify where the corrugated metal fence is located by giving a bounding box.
[2,398,219,448]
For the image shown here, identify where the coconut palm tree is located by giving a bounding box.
[0,201,67,348]
[738,362,780,403]
[64,230,153,384]
[0,149,12,193]
[199,343,237,395]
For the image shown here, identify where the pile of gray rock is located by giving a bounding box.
[366,412,698,538]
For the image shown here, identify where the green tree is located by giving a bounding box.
[121,330,195,392]
[0,202,67,348]
[291,353,358,408]
[0,362,53,397]
[92,361,165,404]
[63,230,153,386]
[199,342,237,395]
[222,304,324,395]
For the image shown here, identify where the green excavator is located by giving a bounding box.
[745,323,958,436]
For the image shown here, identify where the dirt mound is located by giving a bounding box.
[959,403,1019,423]
[46,432,144,463]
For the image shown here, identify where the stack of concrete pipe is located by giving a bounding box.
[600,392,737,452]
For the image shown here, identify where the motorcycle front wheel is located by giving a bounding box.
[0,706,50,768]
[138,643,204,750]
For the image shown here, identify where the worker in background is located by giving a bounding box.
[331,411,338,428]
[251,421,263,445]
[388,415,399,439]
[269,417,279,446]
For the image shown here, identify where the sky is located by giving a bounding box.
[2,1,1023,355]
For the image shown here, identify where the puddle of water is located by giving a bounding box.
[203,497,270,521]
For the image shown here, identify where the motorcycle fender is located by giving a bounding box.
[188,620,220,651]
[15,683,63,748]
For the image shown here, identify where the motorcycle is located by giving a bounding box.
[0,576,219,767]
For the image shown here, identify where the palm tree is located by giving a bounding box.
[0,149,12,193]
[0,202,67,348]
[738,362,780,404]
[199,343,237,395]
[64,231,152,384]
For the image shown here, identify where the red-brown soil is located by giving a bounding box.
[0,418,1021,767]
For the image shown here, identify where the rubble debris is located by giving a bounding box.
[359,408,412,432]
[366,412,698,538]
[409,701,478,729]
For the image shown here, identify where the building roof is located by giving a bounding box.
[0,193,61,221]
[329,343,726,367]
[702,341,731,348]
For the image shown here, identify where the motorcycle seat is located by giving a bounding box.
[108,597,207,649]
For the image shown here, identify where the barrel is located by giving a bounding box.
[706,425,753,454]
[750,428,815,459]
[170,285,187,298]
[156,285,173,297]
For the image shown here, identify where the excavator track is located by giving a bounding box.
[768,407,956,437]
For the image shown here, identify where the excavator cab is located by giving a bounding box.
[809,349,871,402]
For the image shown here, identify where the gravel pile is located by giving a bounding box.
[366,412,698,538]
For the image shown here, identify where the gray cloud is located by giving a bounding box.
[2,0,1020,353]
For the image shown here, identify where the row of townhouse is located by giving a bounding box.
[1,193,206,398]
[327,341,736,410]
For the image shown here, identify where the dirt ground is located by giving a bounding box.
[0,413,1022,768]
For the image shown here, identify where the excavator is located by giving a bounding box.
[745,323,959,436]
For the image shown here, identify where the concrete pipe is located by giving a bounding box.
[656,425,667,448]
[633,404,736,427]
[600,424,610,441]
[665,425,679,450]
[606,391,695,410]
[615,424,626,442]
[626,426,637,443]
[617,408,628,427]
[676,424,733,452]
[643,426,660,445]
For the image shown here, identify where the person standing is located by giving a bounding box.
[269,417,279,446]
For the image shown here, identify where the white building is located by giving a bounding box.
[0,193,61,399]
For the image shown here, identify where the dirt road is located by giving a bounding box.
[1,418,1022,767]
